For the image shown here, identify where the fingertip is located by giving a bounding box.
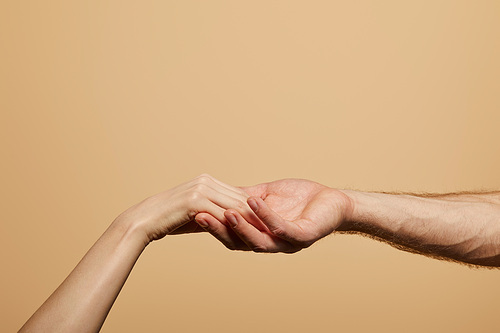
[247,197,260,212]
[224,208,240,218]
[195,213,221,228]
[223,209,239,227]
[195,212,209,221]
[195,212,204,219]
[195,215,209,228]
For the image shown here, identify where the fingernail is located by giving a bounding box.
[227,213,238,227]
[196,218,208,228]
[248,198,259,212]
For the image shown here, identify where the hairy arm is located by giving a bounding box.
[196,179,500,267]
[339,190,500,267]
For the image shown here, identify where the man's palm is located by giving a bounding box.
[238,179,350,251]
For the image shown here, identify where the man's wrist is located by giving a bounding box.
[328,188,357,232]
[335,190,389,233]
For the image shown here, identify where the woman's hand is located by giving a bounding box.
[19,174,253,333]
[114,174,256,243]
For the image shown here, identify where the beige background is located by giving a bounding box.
[2,1,500,332]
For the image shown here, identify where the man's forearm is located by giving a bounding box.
[339,190,500,267]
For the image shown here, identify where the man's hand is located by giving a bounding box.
[195,179,353,253]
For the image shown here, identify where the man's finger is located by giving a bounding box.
[225,210,292,253]
[195,213,248,251]
[247,197,303,244]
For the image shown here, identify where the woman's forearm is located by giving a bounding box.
[19,217,148,333]
[18,174,252,332]
[341,190,500,267]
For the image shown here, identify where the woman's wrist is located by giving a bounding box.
[111,214,152,249]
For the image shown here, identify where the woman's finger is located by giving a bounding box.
[189,183,249,214]
[195,213,249,251]
[189,174,248,200]
[224,210,293,253]
[202,174,249,198]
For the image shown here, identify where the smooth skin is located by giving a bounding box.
[19,174,255,333]
[196,179,500,267]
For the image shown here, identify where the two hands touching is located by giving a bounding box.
[115,172,500,264]
[20,174,500,332]
[193,175,351,253]
[117,173,349,254]
[20,174,348,332]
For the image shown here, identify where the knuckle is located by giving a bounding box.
[235,200,246,211]
[259,209,272,221]
[251,244,267,253]
[295,234,315,248]
[186,207,198,220]
[186,189,204,204]
[283,247,302,254]
[191,183,208,194]
[296,239,312,249]
[225,243,238,251]
[269,225,286,238]
[196,173,212,184]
